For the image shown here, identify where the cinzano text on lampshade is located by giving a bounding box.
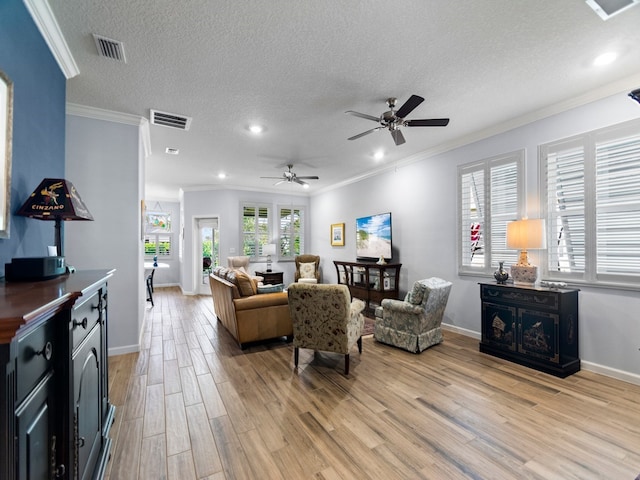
[17,178,94,257]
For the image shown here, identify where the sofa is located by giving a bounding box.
[209,266,292,348]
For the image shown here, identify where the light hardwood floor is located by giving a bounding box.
[105,286,640,480]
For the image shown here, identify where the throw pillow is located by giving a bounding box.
[299,262,316,279]
[257,283,284,294]
[235,270,257,296]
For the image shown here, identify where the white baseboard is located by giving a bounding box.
[442,323,481,340]
[441,323,640,386]
[108,344,140,356]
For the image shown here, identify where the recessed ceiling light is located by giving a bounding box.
[373,150,385,161]
[165,147,179,155]
[248,124,263,134]
[593,52,618,66]
[218,173,226,179]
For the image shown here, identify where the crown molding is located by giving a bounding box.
[66,103,151,158]
[24,0,79,79]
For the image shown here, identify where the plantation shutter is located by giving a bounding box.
[279,206,304,258]
[490,162,519,267]
[460,166,485,268]
[595,129,640,278]
[242,205,270,259]
[543,139,586,275]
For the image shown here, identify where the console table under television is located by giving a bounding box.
[333,261,401,315]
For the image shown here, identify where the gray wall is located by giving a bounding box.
[65,112,145,356]
[310,92,640,383]
[181,188,310,294]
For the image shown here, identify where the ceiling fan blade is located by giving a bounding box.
[293,178,308,186]
[348,127,382,141]
[395,94,424,119]
[405,118,450,127]
[273,180,286,186]
[260,176,285,179]
[296,175,319,180]
[345,111,380,122]
[391,129,406,146]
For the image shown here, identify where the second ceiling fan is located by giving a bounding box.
[346,94,449,146]
[261,164,319,187]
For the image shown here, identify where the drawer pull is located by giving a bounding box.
[73,317,89,329]
[36,341,53,361]
[78,436,85,448]
[91,303,100,311]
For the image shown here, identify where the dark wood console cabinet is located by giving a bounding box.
[479,282,580,377]
[334,261,401,315]
[0,270,115,480]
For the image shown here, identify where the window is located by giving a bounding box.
[242,204,270,260]
[540,118,640,286]
[144,209,172,258]
[458,150,524,275]
[278,206,305,259]
[144,233,172,258]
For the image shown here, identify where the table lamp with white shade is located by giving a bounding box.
[506,218,546,286]
[262,243,277,272]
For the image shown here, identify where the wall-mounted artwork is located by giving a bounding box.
[145,211,171,233]
[331,223,345,246]
[0,70,13,239]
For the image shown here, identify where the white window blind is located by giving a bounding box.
[279,206,304,259]
[458,151,523,274]
[540,118,640,286]
[242,204,270,259]
[144,233,172,258]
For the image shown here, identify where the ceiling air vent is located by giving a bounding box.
[585,0,639,20]
[150,110,192,130]
[92,34,126,62]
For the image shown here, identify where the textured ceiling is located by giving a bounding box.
[47,0,640,200]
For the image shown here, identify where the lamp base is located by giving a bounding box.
[510,264,538,286]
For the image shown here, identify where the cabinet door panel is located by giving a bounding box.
[481,302,517,351]
[518,308,559,363]
[15,372,55,480]
[73,325,102,480]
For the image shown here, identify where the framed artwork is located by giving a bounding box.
[331,223,345,246]
[0,69,13,239]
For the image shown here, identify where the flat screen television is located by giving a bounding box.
[356,212,392,261]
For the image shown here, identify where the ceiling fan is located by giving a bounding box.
[346,94,449,146]
[261,164,319,187]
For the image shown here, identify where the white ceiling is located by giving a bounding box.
[47,0,640,200]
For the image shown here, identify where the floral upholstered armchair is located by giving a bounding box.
[374,277,452,353]
[287,283,365,375]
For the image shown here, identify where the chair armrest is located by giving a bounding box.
[350,298,365,317]
[381,298,423,315]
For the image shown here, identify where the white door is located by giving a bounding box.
[196,217,219,295]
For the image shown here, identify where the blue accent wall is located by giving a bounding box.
[0,0,66,275]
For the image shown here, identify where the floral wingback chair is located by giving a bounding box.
[374,277,452,353]
[287,283,365,375]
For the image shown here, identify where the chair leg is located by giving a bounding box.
[357,336,362,354]
[344,354,350,375]
[146,280,154,307]
[294,347,299,368]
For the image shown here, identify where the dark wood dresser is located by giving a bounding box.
[0,270,115,480]
[479,282,580,377]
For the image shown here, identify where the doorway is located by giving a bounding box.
[196,217,219,295]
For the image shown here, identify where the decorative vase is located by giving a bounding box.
[494,261,509,284]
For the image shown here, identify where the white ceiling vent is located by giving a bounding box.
[585,0,639,20]
[150,110,192,130]
[92,34,126,62]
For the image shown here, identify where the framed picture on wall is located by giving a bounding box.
[331,223,345,246]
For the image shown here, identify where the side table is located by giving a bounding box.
[255,270,284,285]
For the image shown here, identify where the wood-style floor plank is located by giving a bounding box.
[106,287,640,479]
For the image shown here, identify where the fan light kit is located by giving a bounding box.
[346,95,449,146]
[261,164,319,187]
